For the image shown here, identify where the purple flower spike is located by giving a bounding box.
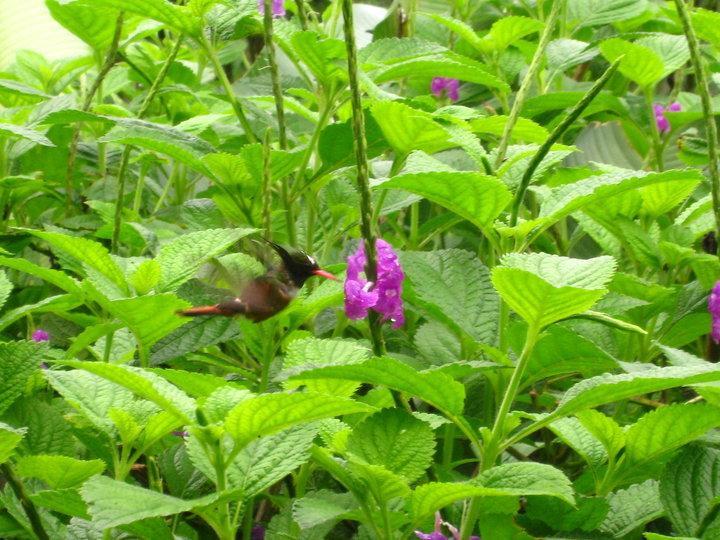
[344,239,405,328]
[258,0,285,17]
[252,525,265,540]
[32,329,49,343]
[653,102,681,133]
[430,77,460,102]
[709,281,720,343]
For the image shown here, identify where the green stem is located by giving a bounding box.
[644,86,665,171]
[262,129,273,240]
[1,463,50,540]
[200,34,258,144]
[493,0,562,169]
[292,99,335,198]
[295,0,309,29]
[341,0,385,356]
[111,35,183,254]
[509,58,621,226]
[674,0,720,255]
[65,12,124,215]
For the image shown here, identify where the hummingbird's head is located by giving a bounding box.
[268,242,336,287]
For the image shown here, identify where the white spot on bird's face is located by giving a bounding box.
[307,256,316,265]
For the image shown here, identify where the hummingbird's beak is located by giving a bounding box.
[313,269,337,280]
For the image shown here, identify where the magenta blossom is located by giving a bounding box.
[32,329,49,342]
[709,281,720,343]
[654,101,681,133]
[415,512,479,540]
[258,0,285,17]
[344,239,404,328]
[252,525,265,540]
[431,77,460,102]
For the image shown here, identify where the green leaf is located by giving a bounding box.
[0,256,82,295]
[46,0,117,50]
[150,312,239,365]
[525,496,609,533]
[156,228,255,292]
[371,101,452,155]
[600,480,663,537]
[477,16,545,53]
[3,398,75,456]
[60,361,195,423]
[693,7,720,50]
[23,229,127,293]
[0,123,53,146]
[549,417,607,468]
[81,475,216,529]
[30,488,89,519]
[0,79,50,100]
[347,409,435,483]
[546,39,599,76]
[290,31,346,86]
[288,357,466,417]
[600,38,664,88]
[0,341,43,416]
[130,259,161,295]
[576,409,626,461]
[45,369,134,434]
[624,403,720,469]
[470,115,549,143]
[292,490,356,530]
[660,445,720,537]
[554,364,720,420]
[0,271,11,311]
[348,461,411,504]
[424,14,484,52]
[83,0,199,35]
[15,455,104,489]
[375,167,511,231]
[99,118,216,174]
[0,423,25,464]
[568,0,648,28]
[149,368,229,398]
[640,175,700,216]
[400,249,500,344]
[104,294,191,351]
[637,34,690,80]
[491,253,616,328]
[225,392,375,447]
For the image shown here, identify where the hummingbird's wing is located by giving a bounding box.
[237,275,295,322]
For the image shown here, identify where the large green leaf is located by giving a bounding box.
[371,101,452,155]
[225,392,375,447]
[155,228,255,292]
[375,165,511,230]
[549,417,607,468]
[290,31,345,86]
[693,7,720,50]
[99,118,216,174]
[600,480,663,537]
[600,38,664,88]
[46,0,116,50]
[476,16,544,53]
[0,423,25,464]
[0,271,11,312]
[16,455,104,489]
[104,294,190,351]
[347,409,435,483]
[0,341,43,416]
[79,0,199,35]
[59,361,195,423]
[81,475,216,529]
[23,229,128,294]
[287,357,466,417]
[637,34,690,80]
[411,462,573,520]
[400,249,500,344]
[0,256,82,294]
[491,253,615,328]
[660,445,720,537]
[0,123,53,146]
[568,0,648,28]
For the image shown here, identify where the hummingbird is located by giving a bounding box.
[177,242,336,322]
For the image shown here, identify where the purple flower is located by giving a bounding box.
[654,101,681,133]
[415,512,479,540]
[258,0,285,17]
[252,525,265,540]
[344,239,405,328]
[709,281,720,343]
[32,329,49,342]
[431,77,460,102]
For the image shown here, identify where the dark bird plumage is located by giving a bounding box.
[177,242,335,322]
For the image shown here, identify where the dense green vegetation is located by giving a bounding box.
[2,0,720,538]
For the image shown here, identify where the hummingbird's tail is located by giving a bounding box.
[177,305,231,317]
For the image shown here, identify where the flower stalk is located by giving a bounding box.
[1,463,50,540]
[674,0,720,255]
[341,0,385,355]
[494,0,562,169]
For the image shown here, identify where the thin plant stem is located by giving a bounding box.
[262,129,273,240]
[645,86,665,171]
[493,0,563,169]
[509,58,621,227]
[342,0,385,356]
[295,0,309,29]
[674,0,720,255]
[1,463,50,540]
[65,12,124,215]
[111,35,183,253]
[200,34,258,144]
[263,0,295,244]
